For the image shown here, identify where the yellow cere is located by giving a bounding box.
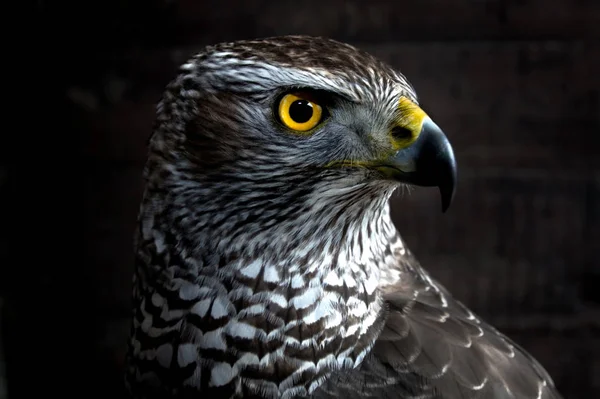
[392,97,429,149]
[278,93,323,133]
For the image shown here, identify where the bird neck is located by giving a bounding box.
[140,162,400,267]
[129,171,401,395]
[135,174,400,293]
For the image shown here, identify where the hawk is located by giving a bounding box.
[126,36,563,399]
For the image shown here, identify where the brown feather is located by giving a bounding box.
[314,253,563,399]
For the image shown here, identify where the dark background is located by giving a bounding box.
[2,1,599,398]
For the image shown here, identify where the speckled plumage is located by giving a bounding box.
[125,36,563,399]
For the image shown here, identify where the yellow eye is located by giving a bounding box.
[278,92,323,133]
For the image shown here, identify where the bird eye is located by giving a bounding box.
[277,92,323,133]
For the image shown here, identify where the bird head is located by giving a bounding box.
[144,36,457,255]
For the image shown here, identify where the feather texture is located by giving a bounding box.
[314,250,562,399]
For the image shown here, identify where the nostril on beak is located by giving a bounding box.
[391,126,415,142]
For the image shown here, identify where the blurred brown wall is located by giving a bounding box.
[3,1,599,398]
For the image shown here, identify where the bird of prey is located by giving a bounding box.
[125,36,563,399]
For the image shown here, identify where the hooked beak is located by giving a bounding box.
[376,98,457,212]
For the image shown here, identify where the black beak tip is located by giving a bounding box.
[440,186,454,213]
[439,162,457,213]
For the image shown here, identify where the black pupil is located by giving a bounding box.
[289,100,314,123]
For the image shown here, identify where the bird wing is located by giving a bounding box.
[314,250,563,399]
